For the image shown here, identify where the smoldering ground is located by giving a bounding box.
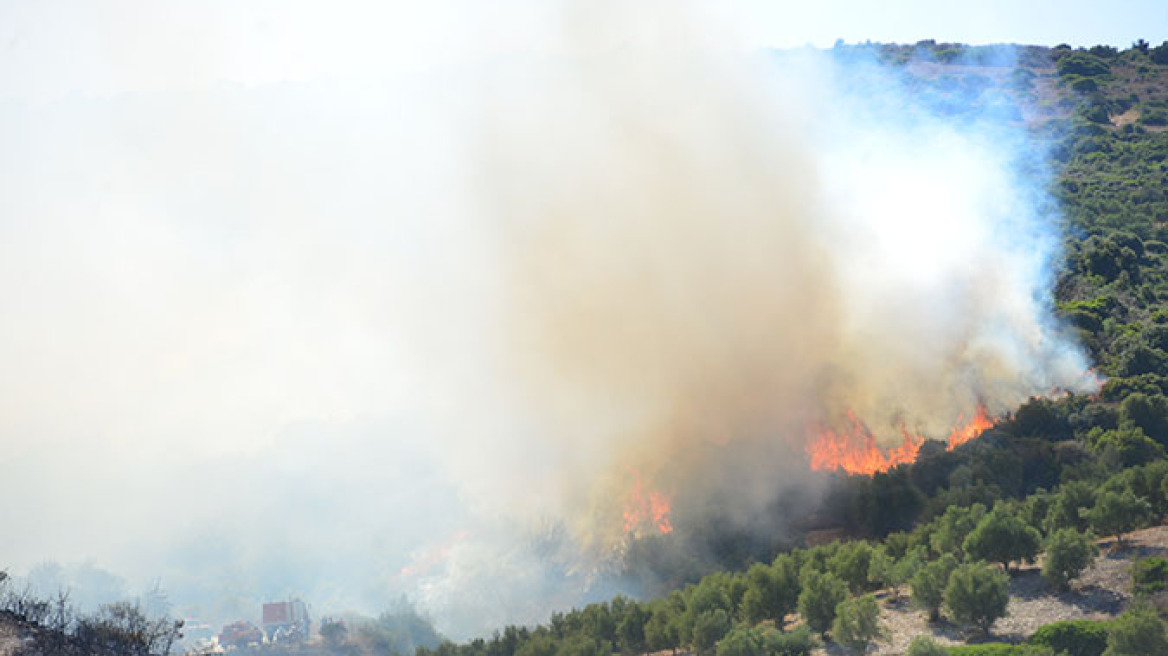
[0,2,1095,640]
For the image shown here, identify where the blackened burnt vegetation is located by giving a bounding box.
[0,572,183,656]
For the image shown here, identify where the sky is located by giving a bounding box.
[731,0,1168,51]
[0,0,1152,636]
[0,1,1165,103]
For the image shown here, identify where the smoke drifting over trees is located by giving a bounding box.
[474,42,1096,555]
[0,1,1095,639]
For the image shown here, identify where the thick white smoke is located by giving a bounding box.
[452,44,1096,548]
[0,0,1095,641]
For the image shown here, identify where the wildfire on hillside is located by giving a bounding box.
[622,470,673,535]
[807,405,994,476]
[947,405,994,450]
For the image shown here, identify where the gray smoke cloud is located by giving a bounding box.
[0,1,1095,641]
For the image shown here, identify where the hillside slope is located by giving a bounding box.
[861,527,1167,655]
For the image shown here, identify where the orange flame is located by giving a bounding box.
[947,405,993,450]
[806,411,924,476]
[622,470,674,535]
[807,405,994,476]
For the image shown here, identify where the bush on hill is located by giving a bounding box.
[1104,604,1168,656]
[1028,619,1110,656]
[1131,557,1168,594]
[944,563,1010,635]
[1041,529,1098,591]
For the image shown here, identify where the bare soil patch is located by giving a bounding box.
[1111,107,1141,126]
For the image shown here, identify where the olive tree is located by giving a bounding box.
[943,563,1009,635]
[796,570,847,638]
[1041,529,1098,591]
[1086,490,1151,548]
[831,594,884,653]
[963,507,1042,573]
[910,554,958,622]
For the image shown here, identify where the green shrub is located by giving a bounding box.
[1140,109,1168,126]
[944,563,1010,635]
[555,636,605,656]
[1118,394,1168,445]
[1057,52,1111,77]
[644,602,682,653]
[1071,77,1100,93]
[715,625,766,656]
[1150,41,1168,65]
[796,570,847,638]
[1104,605,1168,656]
[931,504,988,559]
[948,645,1053,656]
[1043,482,1096,534]
[1086,490,1152,547]
[1090,427,1165,468]
[764,625,815,656]
[870,544,926,593]
[691,609,731,656]
[831,594,884,653]
[911,554,959,622]
[1041,529,1099,591]
[963,508,1042,573]
[907,636,950,656]
[828,541,876,594]
[515,635,557,656]
[1081,104,1111,124]
[741,562,794,625]
[1029,619,1110,656]
[1130,557,1168,594]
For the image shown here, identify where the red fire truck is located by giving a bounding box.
[218,620,263,650]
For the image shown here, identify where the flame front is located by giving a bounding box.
[947,405,993,450]
[622,470,674,535]
[807,405,993,476]
[806,411,924,476]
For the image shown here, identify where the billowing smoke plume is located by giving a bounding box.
[0,1,1094,641]
[451,46,1094,541]
[403,43,1095,632]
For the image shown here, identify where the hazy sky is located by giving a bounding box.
[1,1,1165,102]
[730,0,1168,51]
